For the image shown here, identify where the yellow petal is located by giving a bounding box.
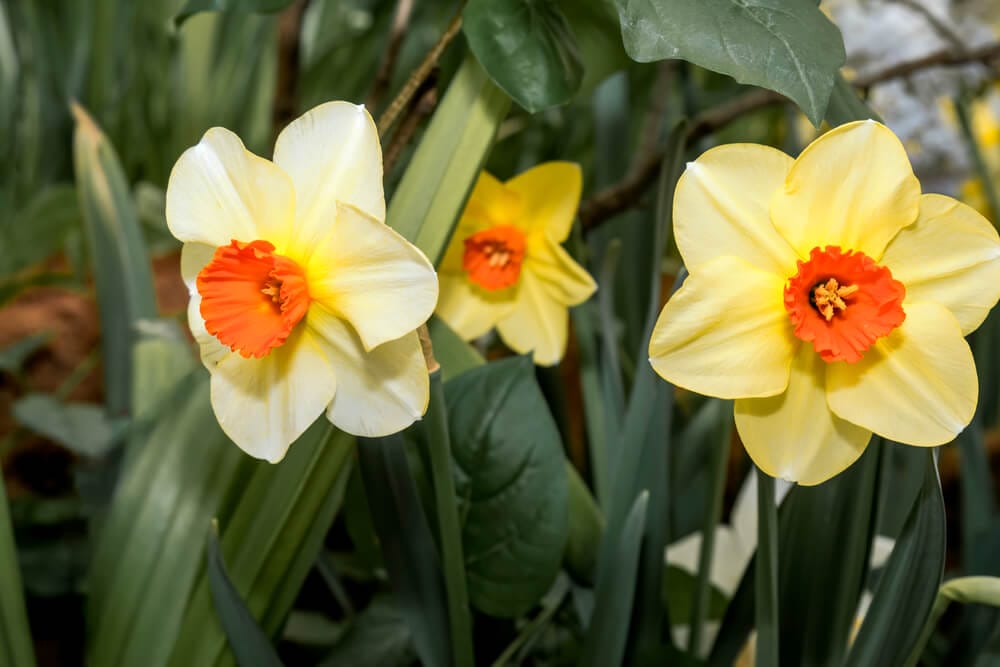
[674,144,797,276]
[648,256,796,399]
[166,127,294,247]
[465,172,522,228]
[494,240,595,367]
[771,120,921,260]
[735,344,871,486]
[881,194,1000,334]
[307,203,438,351]
[826,302,978,446]
[525,236,597,306]
[504,162,582,242]
[308,308,428,437]
[435,274,514,341]
[273,102,384,261]
[209,328,336,462]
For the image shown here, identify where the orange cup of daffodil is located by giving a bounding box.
[166,102,438,462]
[649,120,1000,485]
[436,162,596,366]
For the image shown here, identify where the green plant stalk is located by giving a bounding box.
[954,95,1000,226]
[688,406,732,654]
[0,474,35,667]
[422,371,475,667]
[756,468,779,667]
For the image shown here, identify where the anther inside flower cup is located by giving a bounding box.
[648,119,1000,486]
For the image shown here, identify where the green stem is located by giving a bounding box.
[954,95,1000,225]
[0,473,36,667]
[688,403,732,654]
[423,371,475,667]
[755,468,779,667]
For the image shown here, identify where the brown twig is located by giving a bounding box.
[377,12,463,138]
[367,0,416,111]
[383,75,440,174]
[579,41,1000,232]
[272,0,310,144]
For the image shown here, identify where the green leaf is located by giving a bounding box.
[775,439,881,665]
[463,0,583,112]
[847,449,946,667]
[824,72,881,126]
[907,576,1000,666]
[445,356,569,618]
[71,102,157,418]
[318,596,415,667]
[387,55,511,263]
[0,474,36,667]
[427,316,484,382]
[662,566,730,624]
[613,0,846,125]
[175,0,293,27]
[564,461,603,585]
[0,185,80,275]
[206,522,284,667]
[755,470,779,667]
[0,333,50,375]
[580,491,649,667]
[13,393,126,457]
[557,0,628,93]
[356,435,451,667]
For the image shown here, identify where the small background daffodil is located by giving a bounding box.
[436,162,596,366]
[649,120,1000,485]
[166,101,438,462]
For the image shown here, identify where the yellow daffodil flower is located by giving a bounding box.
[649,120,1000,485]
[436,163,596,365]
[166,102,438,462]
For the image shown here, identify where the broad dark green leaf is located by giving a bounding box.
[847,450,946,667]
[663,566,729,624]
[206,522,283,667]
[824,73,881,126]
[580,491,649,667]
[613,0,846,125]
[175,0,293,26]
[776,440,881,666]
[71,103,157,418]
[445,356,569,618]
[13,393,126,457]
[318,596,415,667]
[357,435,451,667]
[463,0,583,112]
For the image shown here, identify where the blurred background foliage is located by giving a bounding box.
[1,0,1000,665]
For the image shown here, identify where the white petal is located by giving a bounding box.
[209,328,337,462]
[307,308,429,437]
[166,127,295,247]
[273,102,384,261]
[307,203,438,351]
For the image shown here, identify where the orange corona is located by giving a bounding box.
[196,239,310,359]
[462,225,527,291]
[784,245,905,363]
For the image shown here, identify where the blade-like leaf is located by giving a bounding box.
[175,0,293,26]
[613,0,846,125]
[755,470,779,667]
[847,449,946,667]
[71,102,157,418]
[580,491,649,667]
[356,435,451,667]
[13,394,126,457]
[445,356,570,618]
[463,0,583,112]
[387,55,510,263]
[206,522,283,667]
[0,474,36,667]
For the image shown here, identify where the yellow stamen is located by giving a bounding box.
[812,278,859,321]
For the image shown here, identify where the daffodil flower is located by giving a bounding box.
[436,163,597,366]
[166,102,438,462]
[649,120,1000,485]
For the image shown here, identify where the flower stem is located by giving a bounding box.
[755,468,780,667]
[687,401,732,654]
[423,370,475,667]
